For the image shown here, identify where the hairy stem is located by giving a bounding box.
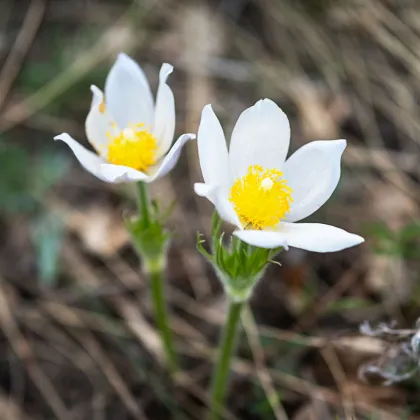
[210,299,244,419]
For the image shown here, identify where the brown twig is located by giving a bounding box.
[0,0,157,133]
[321,345,356,420]
[41,302,149,420]
[0,282,72,420]
[0,0,46,110]
[242,305,289,420]
[61,239,165,363]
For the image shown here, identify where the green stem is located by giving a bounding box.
[135,181,178,373]
[137,181,150,227]
[210,299,244,420]
[147,259,179,374]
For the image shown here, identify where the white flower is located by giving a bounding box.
[54,53,195,183]
[194,99,364,252]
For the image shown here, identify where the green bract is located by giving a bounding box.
[125,199,171,273]
[197,212,282,302]
[126,215,170,272]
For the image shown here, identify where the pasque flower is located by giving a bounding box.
[195,99,364,252]
[55,53,195,183]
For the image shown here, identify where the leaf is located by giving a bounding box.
[31,152,70,195]
[31,213,64,286]
[0,142,37,213]
[326,297,372,313]
[0,141,70,214]
[400,222,420,242]
[364,221,395,241]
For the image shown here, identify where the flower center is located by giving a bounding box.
[229,165,293,230]
[106,124,158,172]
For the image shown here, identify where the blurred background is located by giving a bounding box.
[0,0,420,418]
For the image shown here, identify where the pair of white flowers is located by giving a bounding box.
[56,53,363,253]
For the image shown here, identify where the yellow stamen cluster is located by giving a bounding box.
[106,124,158,172]
[229,165,293,230]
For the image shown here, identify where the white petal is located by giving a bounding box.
[153,63,175,160]
[147,133,195,182]
[194,182,216,198]
[284,140,346,223]
[197,104,231,187]
[90,84,103,108]
[196,183,241,228]
[279,222,364,252]
[229,99,290,178]
[85,85,114,156]
[194,183,242,228]
[233,230,288,249]
[99,164,148,183]
[54,133,108,181]
[105,53,154,129]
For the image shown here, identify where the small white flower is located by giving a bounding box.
[55,53,195,183]
[194,99,364,252]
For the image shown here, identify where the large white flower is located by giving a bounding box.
[194,99,364,252]
[54,53,195,183]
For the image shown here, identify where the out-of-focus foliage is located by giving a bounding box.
[31,213,64,286]
[0,139,69,284]
[0,140,69,212]
[17,24,108,115]
[0,141,33,212]
[367,221,420,259]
